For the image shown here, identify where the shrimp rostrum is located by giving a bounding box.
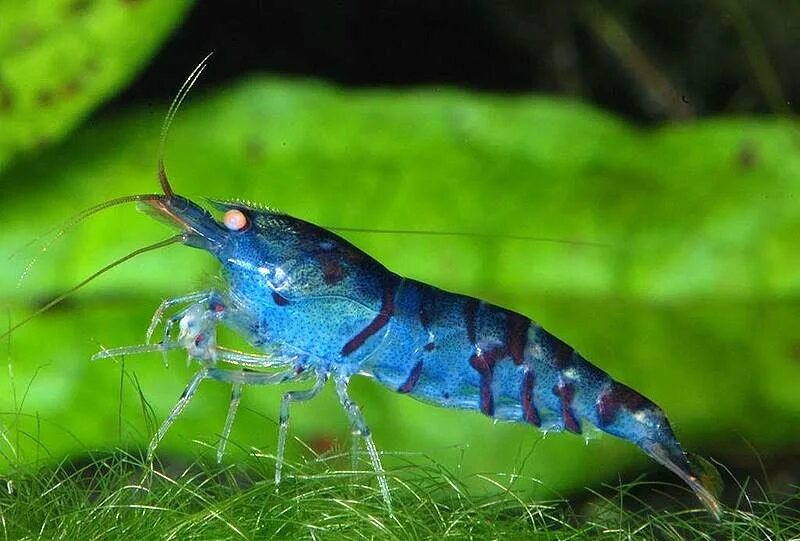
[21,62,722,519]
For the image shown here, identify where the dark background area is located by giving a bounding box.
[109,0,800,123]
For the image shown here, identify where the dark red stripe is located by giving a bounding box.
[397,360,424,393]
[470,354,494,416]
[469,346,504,417]
[341,280,396,356]
[272,291,289,306]
[506,313,529,365]
[553,382,581,434]
[464,298,479,344]
[613,382,651,411]
[521,370,540,426]
[595,384,619,426]
[596,382,652,426]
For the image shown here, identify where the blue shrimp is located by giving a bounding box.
[29,59,722,518]
[92,179,722,518]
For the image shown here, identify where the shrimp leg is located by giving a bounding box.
[147,367,209,461]
[217,382,242,462]
[157,366,327,482]
[174,366,327,482]
[93,342,300,370]
[147,295,300,370]
[205,367,306,463]
[216,347,300,369]
[276,374,328,487]
[145,290,216,344]
[334,376,391,513]
[148,367,303,462]
[96,299,303,371]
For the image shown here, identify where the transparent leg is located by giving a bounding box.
[205,367,305,464]
[92,342,180,362]
[147,367,300,461]
[334,376,392,513]
[216,346,301,369]
[216,381,242,463]
[145,291,214,344]
[93,303,219,367]
[206,367,300,386]
[147,367,209,461]
[275,375,328,488]
[351,429,361,472]
[94,340,301,372]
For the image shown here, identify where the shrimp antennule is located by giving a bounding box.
[157,52,214,198]
[13,194,165,287]
[1,234,183,341]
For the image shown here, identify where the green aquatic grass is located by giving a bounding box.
[1,449,798,540]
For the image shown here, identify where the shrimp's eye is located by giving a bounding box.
[223,209,248,231]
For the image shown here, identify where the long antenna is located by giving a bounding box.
[11,194,164,282]
[1,235,183,341]
[158,52,214,197]
[327,226,607,247]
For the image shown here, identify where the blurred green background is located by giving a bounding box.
[1,0,799,507]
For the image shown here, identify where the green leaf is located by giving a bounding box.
[0,0,193,172]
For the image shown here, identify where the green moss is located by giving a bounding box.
[2,451,797,540]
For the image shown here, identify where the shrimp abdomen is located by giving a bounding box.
[366,280,721,516]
